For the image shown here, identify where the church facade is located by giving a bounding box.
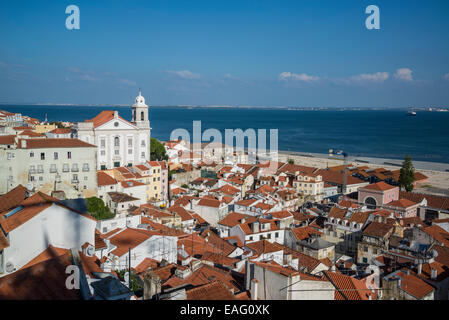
[75,92,151,170]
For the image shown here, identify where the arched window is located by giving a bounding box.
[141,111,145,121]
[365,197,377,209]
[114,136,120,147]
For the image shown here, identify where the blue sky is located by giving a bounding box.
[1,0,449,107]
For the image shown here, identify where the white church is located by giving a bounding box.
[75,91,151,170]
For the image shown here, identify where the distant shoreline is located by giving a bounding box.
[1,103,447,112]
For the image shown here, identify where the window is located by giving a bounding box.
[141,140,145,147]
[39,176,43,181]
[30,176,35,181]
[72,163,78,172]
[115,150,119,155]
[100,165,106,170]
[54,152,58,160]
[82,163,89,172]
[63,163,69,172]
[363,246,368,252]
[50,164,57,173]
[37,165,43,173]
[67,151,71,159]
[267,233,271,239]
[363,258,368,263]
[72,174,78,182]
[128,149,132,155]
[30,152,34,158]
[373,249,378,255]
[100,139,105,148]
[158,177,160,181]
[114,136,120,147]
[259,235,263,241]
[40,153,45,160]
[101,150,105,156]
[141,152,145,158]
[128,138,133,147]
[275,232,279,238]
[140,111,144,121]
[249,236,253,241]
[84,176,88,181]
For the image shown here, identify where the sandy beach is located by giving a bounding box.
[278,151,449,196]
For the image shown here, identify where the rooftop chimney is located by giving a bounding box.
[431,268,437,280]
[250,278,258,300]
[251,221,260,234]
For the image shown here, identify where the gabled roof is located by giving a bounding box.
[387,198,417,208]
[197,197,221,208]
[399,191,449,211]
[360,181,397,192]
[391,270,435,299]
[97,172,118,186]
[322,271,375,300]
[86,110,134,128]
[218,212,254,228]
[0,184,28,214]
[363,221,393,238]
[0,192,96,233]
[186,280,236,300]
[0,247,80,300]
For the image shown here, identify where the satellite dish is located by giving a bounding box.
[5,261,15,273]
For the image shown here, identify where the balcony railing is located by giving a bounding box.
[71,179,79,184]
[71,168,79,172]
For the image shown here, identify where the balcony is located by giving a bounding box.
[29,169,36,174]
[50,168,57,173]
[71,167,79,172]
[71,179,80,184]
[82,167,89,172]
[62,168,69,173]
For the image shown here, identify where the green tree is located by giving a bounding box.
[150,138,168,161]
[398,155,416,192]
[86,197,115,220]
[288,158,295,165]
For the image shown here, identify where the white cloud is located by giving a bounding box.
[278,72,320,82]
[350,72,389,83]
[394,68,413,81]
[166,70,202,80]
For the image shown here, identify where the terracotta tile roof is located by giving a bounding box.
[387,198,417,208]
[395,270,435,299]
[292,226,322,241]
[94,230,107,250]
[200,229,238,257]
[135,257,159,274]
[120,180,145,188]
[197,197,221,208]
[79,252,103,277]
[19,130,44,137]
[399,191,449,211]
[0,231,9,250]
[338,200,360,209]
[86,110,134,128]
[422,225,449,246]
[360,181,397,192]
[167,206,194,221]
[316,169,366,186]
[108,228,154,257]
[218,212,252,228]
[0,135,15,145]
[0,184,28,214]
[173,195,196,207]
[107,192,139,203]
[328,206,348,219]
[17,138,96,149]
[191,213,208,225]
[186,280,236,300]
[201,251,239,267]
[363,221,393,238]
[49,128,71,134]
[97,172,118,186]
[164,264,242,292]
[218,184,240,196]
[235,199,258,207]
[322,271,375,300]
[0,249,80,300]
[270,210,293,219]
[20,245,69,270]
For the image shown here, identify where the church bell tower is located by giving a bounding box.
[131,90,150,129]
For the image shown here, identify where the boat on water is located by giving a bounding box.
[407,110,417,116]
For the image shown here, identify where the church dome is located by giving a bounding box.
[133,91,148,107]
